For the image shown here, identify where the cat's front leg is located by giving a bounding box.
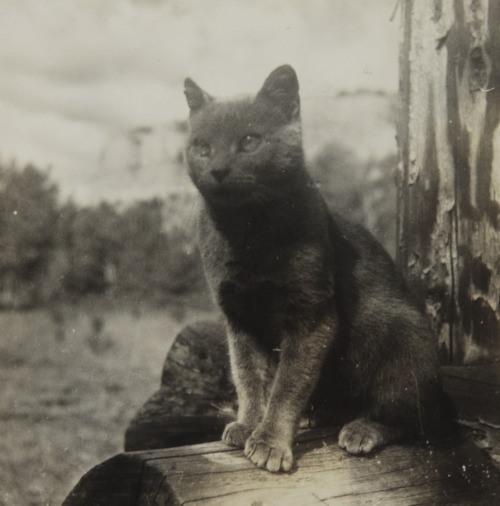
[245,319,336,472]
[222,328,270,449]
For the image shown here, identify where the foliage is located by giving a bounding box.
[310,142,397,255]
[0,164,58,306]
[0,150,397,308]
[114,196,204,303]
[59,202,122,296]
[0,162,205,308]
[309,140,366,224]
[57,195,204,305]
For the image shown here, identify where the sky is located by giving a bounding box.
[0,0,400,203]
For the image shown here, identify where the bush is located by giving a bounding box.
[0,144,398,309]
[0,164,58,307]
[310,142,397,255]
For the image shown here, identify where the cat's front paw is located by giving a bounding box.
[339,418,397,455]
[222,421,252,449]
[244,429,293,473]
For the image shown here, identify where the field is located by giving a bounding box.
[0,301,214,506]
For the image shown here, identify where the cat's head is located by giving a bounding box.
[184,65,304,207]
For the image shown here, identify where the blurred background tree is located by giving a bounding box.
[60,202,121,297]
[0,164,58,307]
[0,142,396,311]
[310,143,397,256]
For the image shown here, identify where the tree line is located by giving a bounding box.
[0,145,397,309]
[0,163,204,309]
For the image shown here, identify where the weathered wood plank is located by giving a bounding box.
[443,362,500,385]
[442,362,500,469]
[66,428,500,505]
[442,363,500,425]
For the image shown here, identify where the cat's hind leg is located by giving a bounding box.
[338,418,402,454]
[338,349,443,455]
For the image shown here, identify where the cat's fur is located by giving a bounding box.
[183,65,452,473]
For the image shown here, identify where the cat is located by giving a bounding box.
[183,65,451,473]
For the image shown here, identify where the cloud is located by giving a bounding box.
[0,0,399,202]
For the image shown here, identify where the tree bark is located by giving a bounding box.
[397,0,500,364]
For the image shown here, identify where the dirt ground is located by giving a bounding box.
[0,302,214,506]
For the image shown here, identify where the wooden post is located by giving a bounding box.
[397,0,500,364]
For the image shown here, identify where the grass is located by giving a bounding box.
[0,300,214,506]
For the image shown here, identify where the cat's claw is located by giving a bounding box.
[244,433,293,473]
[222,421,252,449]
[339,418,395,455]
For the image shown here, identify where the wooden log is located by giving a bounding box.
[124,319,236,451]
[65,427,500,505]
[397,0,500,364]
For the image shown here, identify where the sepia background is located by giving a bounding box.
[0,1,400,504]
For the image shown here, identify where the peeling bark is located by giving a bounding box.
[398,0,500,364]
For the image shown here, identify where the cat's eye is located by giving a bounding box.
[192,139,211,157]
[238,134,262,153]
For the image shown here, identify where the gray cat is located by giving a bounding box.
[183,65,451,472]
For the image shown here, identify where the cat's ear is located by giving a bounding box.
[256,65,300,121]
[184,78,213,114]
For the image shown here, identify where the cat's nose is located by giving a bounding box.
[211,167,231,183]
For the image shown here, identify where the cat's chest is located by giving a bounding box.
[202,236,300,337]
[216,259,294,342]
[215,249,289,299]
[199,214,287,283]
[198,208,335,339]
[205,227,291,284]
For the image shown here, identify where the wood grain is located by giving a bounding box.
[65,428,500,505]
[443,363,500,425]
[397,0,500,364]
